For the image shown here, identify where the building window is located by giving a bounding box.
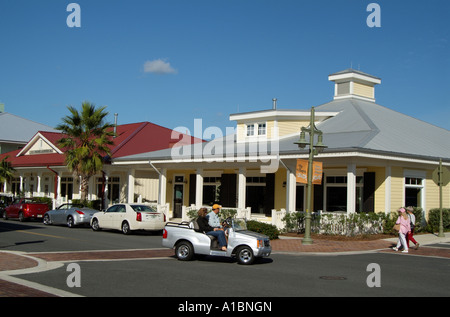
[246,124,255,136]
[11,178,20,195]
[405,176,423,207]
[203,177,221,206]
[60,177,74,202]
[96,176,121,205]
[258,123,266,136]
[246,122,266,137]
[325,175,364,212]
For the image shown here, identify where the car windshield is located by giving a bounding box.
[59,204,83,209]
[130,205,156,212]
[233,218,247,231]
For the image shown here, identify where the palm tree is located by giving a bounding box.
[0,156,15,190]
[56,102,115,200]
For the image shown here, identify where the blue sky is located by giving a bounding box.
[0,0,449,138]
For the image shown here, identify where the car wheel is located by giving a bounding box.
[175,241,194,261]
[91,218,100,231]
[43,214,51,225]
[121,221,131,235]
[67,216,74,228]
[236,246,255,265]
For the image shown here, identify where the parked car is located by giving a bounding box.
[43,203,99,228]
[90,203,166,235]
[162,218,271,265]
[3,198,49,222]
[0,194,14,218]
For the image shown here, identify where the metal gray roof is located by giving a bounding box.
[114,98,450,163]
[0,112,58,143]
[315,98,450,159]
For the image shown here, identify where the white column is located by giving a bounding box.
[36,172,42,196]
[286,168,296,213]
[385,165,391,214]
[237,167,246,209]
[195,168,203,208]
[347,163,356,214]
[19,174,24,193]
[127,169,135,203]
[104,174,109,207]
[159,168,167,205]
[56,174,61,200]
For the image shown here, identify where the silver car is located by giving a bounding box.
[162,218,271,265]
[43,203,99,228]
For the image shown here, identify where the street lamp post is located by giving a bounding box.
[294,106,327,245]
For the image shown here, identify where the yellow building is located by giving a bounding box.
[113,69,450,227]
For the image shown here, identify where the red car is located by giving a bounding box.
[3,198,49,222]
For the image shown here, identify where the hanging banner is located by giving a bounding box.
[296,159,308,184]
[296,159,323,185]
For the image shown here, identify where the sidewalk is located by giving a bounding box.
[0,232,449,296]
[272,232,450,255]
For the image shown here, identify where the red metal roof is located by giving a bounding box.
[0,122,203,168]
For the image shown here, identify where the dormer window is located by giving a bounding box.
[246,124,255,137]
[246,122,266,138]
[258,123,266,136]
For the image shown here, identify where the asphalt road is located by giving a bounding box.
[0,219,163,252]
[1,219,449,299]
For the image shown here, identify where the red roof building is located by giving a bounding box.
[0,122,203,207]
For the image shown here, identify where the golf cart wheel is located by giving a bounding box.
[236,246,255,265]
[175,241,194,261]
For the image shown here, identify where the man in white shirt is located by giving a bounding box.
[207,204,222,228]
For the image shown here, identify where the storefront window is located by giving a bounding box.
[324,175,364,212]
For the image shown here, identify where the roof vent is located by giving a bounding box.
[114,113,118,137]
[272,98,277,110]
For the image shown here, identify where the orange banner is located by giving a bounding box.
[296,159,323,185]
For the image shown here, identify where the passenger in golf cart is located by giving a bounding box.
[195,208,227,251]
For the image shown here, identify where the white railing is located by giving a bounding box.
[153,204,253,222]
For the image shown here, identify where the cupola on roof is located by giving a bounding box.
[328,69,381,102]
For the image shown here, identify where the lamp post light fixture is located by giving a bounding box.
[294,106,327,245]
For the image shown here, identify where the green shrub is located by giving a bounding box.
[246,220,279,240]
[32,197,53,210]
[282,212,305,233]
[426,208,450,233]
[71,199,102,210]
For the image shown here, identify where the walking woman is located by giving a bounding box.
[393,207,411,253]
[406,206,420,250]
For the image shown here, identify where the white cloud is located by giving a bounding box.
[143,59,177,74]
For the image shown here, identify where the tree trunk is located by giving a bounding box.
[80,175,90,201]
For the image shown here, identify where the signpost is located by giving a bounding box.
[432,159,450,238]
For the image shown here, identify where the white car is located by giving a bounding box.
[91,203,166,235]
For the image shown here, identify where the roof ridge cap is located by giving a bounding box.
[110,122,148,156]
